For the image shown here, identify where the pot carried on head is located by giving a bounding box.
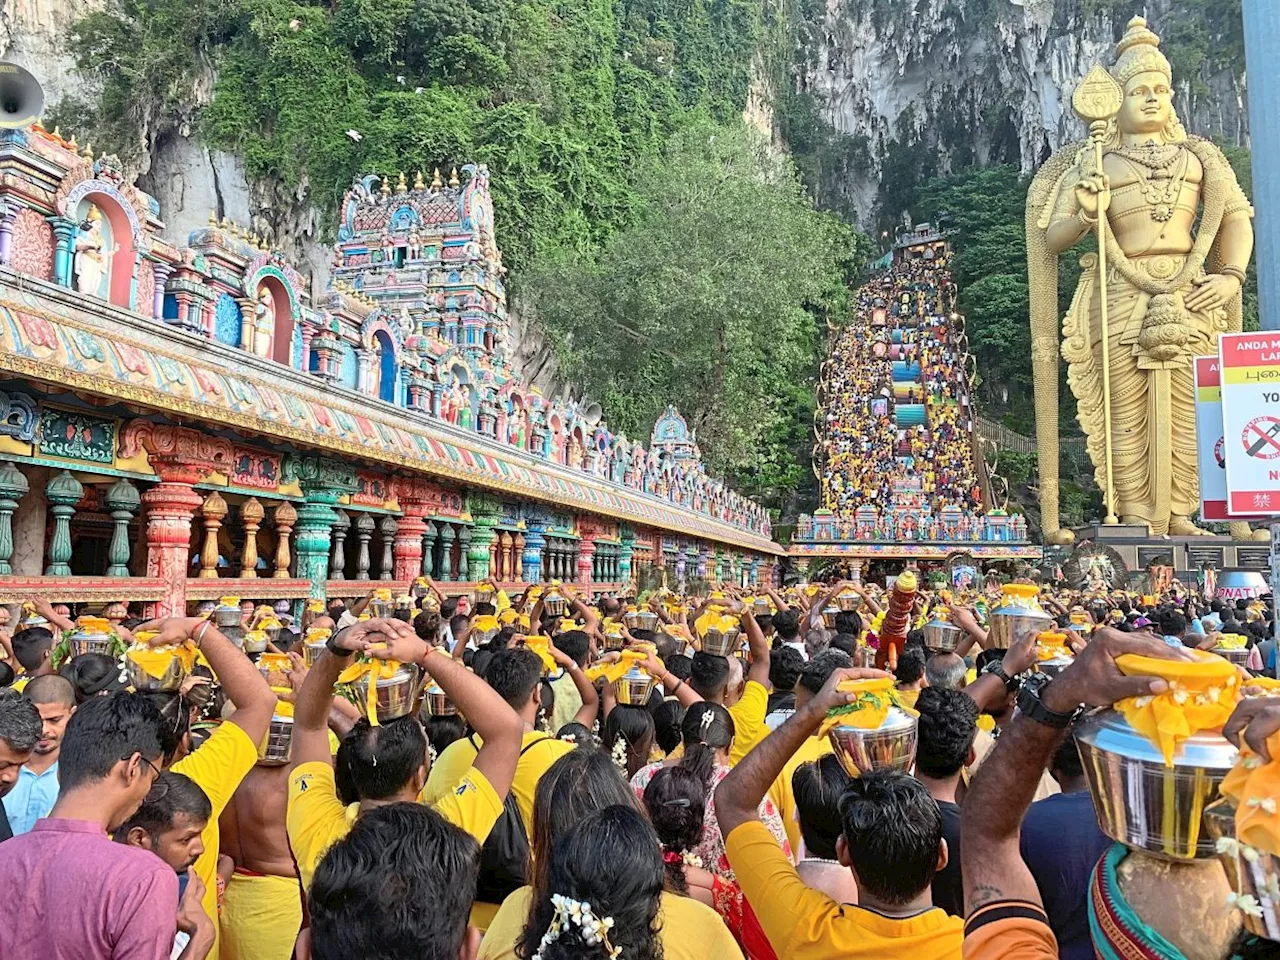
[424,681,457,717]
[257,711,294,766]
[125,636,197,693]
[61,616,127,663]
[699,619,741,658]
[922,614,964,654]
[213,597,243,628]
[1075,651,1242,860]
[616,664,657,706]
[543,584,570,619]
[987,584,1053,650]
[369,588,395,619]
[823,677,918,777]
[338,659,426,725]
[602,620,626,652]
[302,628,331,667]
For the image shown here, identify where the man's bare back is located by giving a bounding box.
[220,764,297,878]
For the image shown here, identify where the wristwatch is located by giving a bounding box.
[980,659,1018,693]
[325,628,354,657]
[1017,674,1084,729]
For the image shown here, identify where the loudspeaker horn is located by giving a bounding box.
[0,63,44,130]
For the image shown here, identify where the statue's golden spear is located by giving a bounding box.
[1072,65,1124,525]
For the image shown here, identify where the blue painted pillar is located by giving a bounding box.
[1244,0,1280,328]
[523,519,546,583]
[48,216,76,287]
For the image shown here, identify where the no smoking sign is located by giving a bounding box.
[1243,416,1280,460]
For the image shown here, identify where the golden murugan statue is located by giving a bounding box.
[1028,17,1254,542]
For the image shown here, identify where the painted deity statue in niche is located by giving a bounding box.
[253,284,276,358]
[73,204,116,299]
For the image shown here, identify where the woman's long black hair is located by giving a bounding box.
[677,702,733,795]
[642,766,706,895]
[517,805,664,960]
[601,705,655,780]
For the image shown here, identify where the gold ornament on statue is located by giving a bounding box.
[1027,17,1255,541]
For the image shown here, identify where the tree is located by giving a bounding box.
[526,120,861,510]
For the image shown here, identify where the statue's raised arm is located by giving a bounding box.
[1027,16,1254,541]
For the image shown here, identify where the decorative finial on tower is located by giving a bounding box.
[448,167,459,187]
[413,169,425,190]
[396,170,408,193]
[82,142,93,162]
[67,134,77,149]
[380,175,392,199]
[208,209,218,226]
[52,125,61,139]
[431,168,443,189]
[220,215,231,230]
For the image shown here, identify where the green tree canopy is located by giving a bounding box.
[527,121,861,512]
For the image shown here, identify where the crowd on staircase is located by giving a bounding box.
[816,250,982,522]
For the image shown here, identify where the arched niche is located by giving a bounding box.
[245,269,297,364]
[71,190,138,309]
[374,330,397,403]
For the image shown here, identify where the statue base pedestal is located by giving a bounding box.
[1068,522,1270,577]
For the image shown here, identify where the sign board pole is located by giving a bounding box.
[1273,523,1280,677]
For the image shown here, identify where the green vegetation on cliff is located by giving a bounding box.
[55,0,858,514]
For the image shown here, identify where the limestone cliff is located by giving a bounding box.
[790,0,1248,223]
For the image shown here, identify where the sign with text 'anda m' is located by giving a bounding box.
[1218,333,1280,517]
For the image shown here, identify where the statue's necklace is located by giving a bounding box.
[1117,142,1189,223]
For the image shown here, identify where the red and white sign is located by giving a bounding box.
[1218,333,1280,517]
[1194,357,1230,522]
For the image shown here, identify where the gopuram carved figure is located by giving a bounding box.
[1028,17,1254,541]
[74,205,115,298]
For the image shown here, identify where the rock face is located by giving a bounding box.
[2,0,1248,380]
[794,0,1248,223]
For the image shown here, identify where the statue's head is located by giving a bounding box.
[1108,17,1185,143]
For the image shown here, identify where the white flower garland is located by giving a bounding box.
[531,893,621,960]
[610,733,629,773]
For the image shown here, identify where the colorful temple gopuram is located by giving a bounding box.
[0,123,780,613]
[791,226,1039,579]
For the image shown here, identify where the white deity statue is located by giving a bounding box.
[253,284,276,358]
[73,205,116,298]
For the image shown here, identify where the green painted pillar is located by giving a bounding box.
[458,523,473,581]
[284,455,358,600]
[438,524,455,581]
[104,478,140,577]
[44,470,83,576]
[0,461,28,575]
[466,495,500,581]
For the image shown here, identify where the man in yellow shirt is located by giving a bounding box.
[767,649,850,858]
[308,802,484,960]
[687,602,769,765]
[717,665,963,959]
[288,619,523,891]
[424,646,577,926]
[137,616,279,960]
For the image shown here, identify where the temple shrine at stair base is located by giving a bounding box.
[0,126,779,612]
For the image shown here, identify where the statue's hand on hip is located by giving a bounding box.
[1074,172,1111,218]
[1185,274,1241,313]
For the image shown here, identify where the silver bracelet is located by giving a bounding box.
[193,620,212,649]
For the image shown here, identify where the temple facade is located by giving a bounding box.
[0,124,779,612]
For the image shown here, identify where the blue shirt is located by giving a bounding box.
[1020,790,1111,960]
[1,762,60,836]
